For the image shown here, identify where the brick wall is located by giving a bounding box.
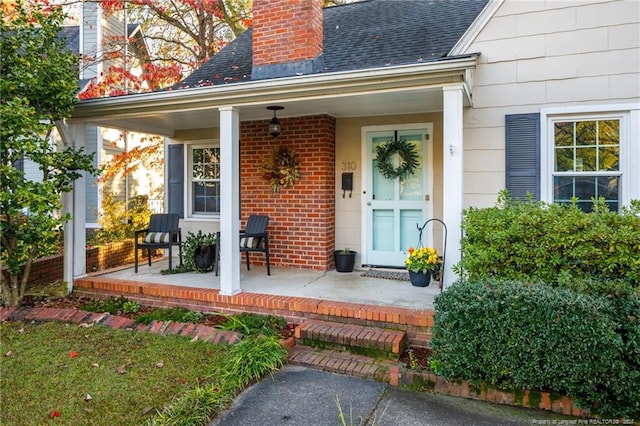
[1,253,65,288]
[2,242,159,286]
[240,114,336,270]
[252,0,323,66]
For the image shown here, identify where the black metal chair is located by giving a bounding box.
[134,213,182,273]
[215,215,271,276]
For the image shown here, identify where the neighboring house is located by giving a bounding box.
[65,0,640,294]
[58,3,163,228]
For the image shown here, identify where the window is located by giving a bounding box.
[541,105,639,213]
[190,146,220,215]
[552,118,620,212]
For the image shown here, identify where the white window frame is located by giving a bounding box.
[187,140,220,219]
[541,104,640,210]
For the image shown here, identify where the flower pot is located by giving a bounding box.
[194,244,216,271]
[334,250,356,273]
[408,270,431,287]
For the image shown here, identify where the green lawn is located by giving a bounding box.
[0,321,226,426]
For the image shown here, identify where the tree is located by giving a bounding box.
[96,0,251,73]
[91,0,350,86]
[0,2,97,306]
[77,62,184,99]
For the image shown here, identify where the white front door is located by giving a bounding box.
[362,125,433,267]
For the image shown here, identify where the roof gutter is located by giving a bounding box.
[72,55,479,120]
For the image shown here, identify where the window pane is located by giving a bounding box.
[573,176,596,200]
[372,137,394,201]
[554,122,573,147]
[554,176,575,202]
[575,121,596,146]
[205,194,220,213]
[372,209,394,251]
[193,164,205,179]
[203,148,219,163]
[575,147,596,171]
[555,147,574,172]
[599,145,619,171]
[204,164,220,179]
[400,209,421,250]
[597,176,619,201]
[194,182,206,212]
[599,120,619,145]
[399,137,423,201]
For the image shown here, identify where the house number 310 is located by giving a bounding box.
[341,161,357,171]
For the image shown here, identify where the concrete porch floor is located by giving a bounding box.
[96,256,441,311]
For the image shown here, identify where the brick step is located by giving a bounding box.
[288,345,394,381]
[294,319,406,359]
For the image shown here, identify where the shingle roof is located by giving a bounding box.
[176,0,488,89]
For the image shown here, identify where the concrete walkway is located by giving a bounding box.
[210,365,576,426]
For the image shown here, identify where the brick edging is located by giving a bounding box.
[388,365,591,418]
[0,306,241,345]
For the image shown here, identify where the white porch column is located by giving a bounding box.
[59,121,88,293]
[219,107,241,295]
[442,85,464,289]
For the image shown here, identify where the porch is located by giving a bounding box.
[73,256,440,347]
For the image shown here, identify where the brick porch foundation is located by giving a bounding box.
[72,275,434,347]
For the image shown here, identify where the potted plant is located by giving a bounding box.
[334,247,356,273]
[184,231,217,272]
[405,246,441,287]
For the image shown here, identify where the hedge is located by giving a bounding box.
[430,280,640,418]
[455,193,640,287]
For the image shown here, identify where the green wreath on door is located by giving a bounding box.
[375,138,419,179]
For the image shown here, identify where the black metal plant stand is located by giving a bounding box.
[416,218,447,291]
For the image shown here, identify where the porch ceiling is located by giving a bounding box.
[83,89,444,136]
[71,57,478,137]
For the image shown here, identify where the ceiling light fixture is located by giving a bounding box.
[266,105,284,138]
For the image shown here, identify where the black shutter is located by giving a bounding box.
[505,113,540,201]
[167,144,184,217]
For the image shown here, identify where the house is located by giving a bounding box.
[58,3,164,229]
[64,0,640,295]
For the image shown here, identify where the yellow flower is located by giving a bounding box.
[405,246,441,274]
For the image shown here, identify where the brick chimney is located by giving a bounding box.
[252,0,324,79]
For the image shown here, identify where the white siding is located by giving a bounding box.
[103,10,126,72]
[464,0,640,208]
[23,158,43,182]
[81,2,101,79]
[85,125,100,223]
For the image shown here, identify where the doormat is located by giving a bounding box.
[360,269,410,281]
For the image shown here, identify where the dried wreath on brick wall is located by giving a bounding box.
[261,145,301,192]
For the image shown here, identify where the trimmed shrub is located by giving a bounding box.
[430,280,640,418]
[455,192,640,287]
